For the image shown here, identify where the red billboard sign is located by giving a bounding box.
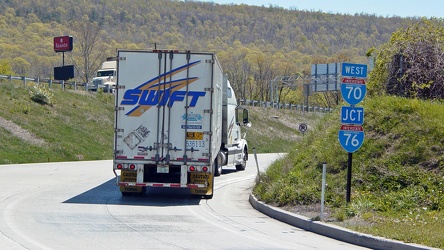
[54,36,73,52]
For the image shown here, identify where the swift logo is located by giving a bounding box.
[121,60,206,116]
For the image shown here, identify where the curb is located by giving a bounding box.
[249,194,436,250]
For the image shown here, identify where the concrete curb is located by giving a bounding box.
[249,194,436,250]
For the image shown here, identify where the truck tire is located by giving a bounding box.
[235,147,248,171]
[214,152,223,176]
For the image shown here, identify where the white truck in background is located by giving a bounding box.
[113,50,250,199]
[91,57,117,92]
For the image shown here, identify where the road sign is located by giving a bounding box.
[341,63,367,78]
[338,125,364,153]
[299,123,307,133]
[341,79,367,105]
[341,106,364,125]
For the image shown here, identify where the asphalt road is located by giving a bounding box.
[0,154,367,249]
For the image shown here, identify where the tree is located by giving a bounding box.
[70,15,103,84]
[0,59,14,75]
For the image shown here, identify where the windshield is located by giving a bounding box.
[97,70,115,77]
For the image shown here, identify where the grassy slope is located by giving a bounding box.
[0,82,114,164]
[253,95,444,248]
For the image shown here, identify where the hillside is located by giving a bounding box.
[0,0,417,103]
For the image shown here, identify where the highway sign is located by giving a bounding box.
[341,106,364,125]
[338,125,365,153]
[341,79,367,105]
[341,63,367,78]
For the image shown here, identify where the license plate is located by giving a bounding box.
[157,165,169,173]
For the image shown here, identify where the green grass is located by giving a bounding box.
[253,95,444,248]
[0,81,114,164]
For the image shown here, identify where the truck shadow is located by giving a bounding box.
[63,178,201,206]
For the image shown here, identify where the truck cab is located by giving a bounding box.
[215,76,250,176]
[91,58,117,92]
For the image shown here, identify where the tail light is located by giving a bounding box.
[129,164,136,170]
[189,166,196,171]
[202,166,209,172]
[117,164,123,169]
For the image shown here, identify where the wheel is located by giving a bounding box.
[214,152,223,176]
[235,147,248,171]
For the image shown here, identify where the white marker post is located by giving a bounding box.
[320,162,326,221]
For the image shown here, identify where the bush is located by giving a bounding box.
[29,84,53,105]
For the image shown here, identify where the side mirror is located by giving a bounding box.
[243,109,249,125]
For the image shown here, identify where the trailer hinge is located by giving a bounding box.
[115,107,125,111]
[117,56,126,61]
[204,109,213,114]
[202,153,210,157]
[115,128,124,133]
[203,131,212,136]
[114,150,123,154]
[204,87,213,92]
[117,85,125,89]
[205,59,215,64]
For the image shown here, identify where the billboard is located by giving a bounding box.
[54,65,74,80]
[54,36,73,52]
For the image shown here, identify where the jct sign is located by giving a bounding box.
[54,36,73,52]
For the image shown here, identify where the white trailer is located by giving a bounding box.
[113,50,250,199]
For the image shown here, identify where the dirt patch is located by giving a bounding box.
[0,117,46,146]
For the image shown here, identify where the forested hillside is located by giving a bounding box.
[0,0,417,102]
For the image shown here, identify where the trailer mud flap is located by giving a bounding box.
[190,172,213,196]
[120,170,143,193]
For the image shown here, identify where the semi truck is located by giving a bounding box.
[90,57,117,92]
[112,50,250,199]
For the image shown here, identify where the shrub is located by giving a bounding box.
[29,84,53,105]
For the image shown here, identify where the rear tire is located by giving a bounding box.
[235,147,248,171]
[214,152,223,176]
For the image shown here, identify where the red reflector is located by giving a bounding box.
[117,164,123,169]
[130,164,136,170]
[189,166,196,171]
[202,166,208,172]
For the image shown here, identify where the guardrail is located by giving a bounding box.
[239,99,333,113]
[0,74,85,90]
[0,74,115,92]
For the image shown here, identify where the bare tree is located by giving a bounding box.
[70,15,103,84]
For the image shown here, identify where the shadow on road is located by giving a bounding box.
[63,178,201,206]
